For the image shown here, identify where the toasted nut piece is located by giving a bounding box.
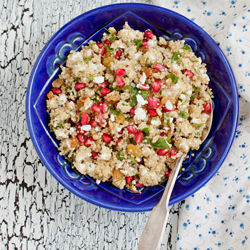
[156,107,162,117]
[52,78,64,88]
[70,138,78,149]
[127,144,142,157]
[92,44,99,53]
[107,91,121,101]
[115,115,125,124]
[143,68,158,78]
[77,97,90,109]
[47,91,54,100]
[92,134,100,140]
[108,27,117,34]
[103,57,115,67]
[161,96,177,105]
[112,169,124,179]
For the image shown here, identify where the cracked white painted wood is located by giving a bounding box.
[0,0,183,249]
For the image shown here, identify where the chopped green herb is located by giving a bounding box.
[178,111,189,119]
[108,106,125,117]
[182,44,192,52]
[126,138,136,145]
[140,90,149,100]
[113,86,124,92]
[143,138,153,144]
[152,117,157,120]
[129,155,136,163]
[166,73,178,84]
[83,57,91,61]
[51,114,59,120]
[182,92,188,96]
[91,93,101,103]
[65,82,73,92]
[96,87,101,92]
[66,157,74,166]
[171,51,182,63]
[109,34,116,41]
[193,85,201,94]
[104,45,114,52]
[133,39,143,50]
[151,137,169,150]
[50,126,55,132]
[193,123,203,129]
[145,79,150,84]
[116,151,125,161]
[196,131,201,136]
[73,77,80,82]
[86,75,96,80]
[90,42,96,46]
[122,103,128,106]
[142,127,150,136]
[193,68,197,72]
[190,95,195,100]
[57,123,63,128]
[125,85,139,107]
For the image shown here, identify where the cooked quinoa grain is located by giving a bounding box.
[46,22,213,192]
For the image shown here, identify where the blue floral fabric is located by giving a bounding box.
[153,0,250,249]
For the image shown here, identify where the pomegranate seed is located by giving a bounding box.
[203,103,212,113]
[116,76,125,88]
[170,148,178,158]
[162,105,176,112]
[135,132,144,144]
[91,152,99,158]
[100,87,111,96]
[144,29,154,39]
[154,63,165,72]
[101,103,108,113]
[115,68,126,76]
[98,80,109,87]
[84,137,94,147]
[81,112,90,125]
[152,79,162,93]
[96,42,103,48]
[158,149,170,156]
[75,82,86,91]
[125,176,134,185]
[138,84,150,90]
[104,39,111,45]
[91,103,101,113]
[97,113,105,124]
[76,134,85,143]
[116,138,122,146]
[69,99,76,103]
[148,109,158,117]
[130,108,135,115]
[135,182,144,188]
[102,133,112,143]
[115,49,123,60]
[101,47,107,56]
[97,100,103,106]
[165,171,171,178]
[89,119,99,127]
[147,97,160,110]
[118,129,123,134]
[142,39,149,49]
[182,69,194,78]
[160,132,169,137]
[75,121,81,127]
[51,87,62,95]
[127,125,138,134]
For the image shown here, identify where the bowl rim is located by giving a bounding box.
[26,2,239,212]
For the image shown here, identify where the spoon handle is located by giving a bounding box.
[138,154,186,250]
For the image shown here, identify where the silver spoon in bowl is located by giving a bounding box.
[138,98,213,250]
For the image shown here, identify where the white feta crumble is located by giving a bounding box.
[151,117,161,125]
[186,90,192,95]
[81,125,91,131]
[93,76,104,84]
[69,127,75,133]
[58,94,67,104]
[172,63,179,71]
[164,127,170,131]
[55,130,68,139]
[180,142,189,151]
[134,52,142,60]
[85,100,93,110]
[110,114,115,122]
[165,100,173,110]
[95,127,99,131]
[78,163,86,172]
[180,94,186,100]
[131,82,136,87]
[136,94,148,107]
[101,153,110,160]
[171,82,180,90]
[192,118,202,123]
[169,117,174,123]
[116,127,122,132]
[139,72,147,85]
[134,107,147,121]
[132,180,136,185]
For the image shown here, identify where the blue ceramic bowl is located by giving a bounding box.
[26,3,238,212]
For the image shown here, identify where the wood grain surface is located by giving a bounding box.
[0,0,184,249]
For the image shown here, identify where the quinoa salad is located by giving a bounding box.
[46,22,213,193]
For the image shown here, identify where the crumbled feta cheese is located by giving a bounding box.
[117,127,122,132]
[69,127,75,133]
[134,53,142,60]
[172,83,180,90]
[78,163,86,172]
[136,157,141,162]
[81,125,91,131]
[169,117,174,123]
[131,82,136,87]
[110,114,115,122]
[55,130,68,139]
[192,118,202,123]
[95,127,99,131]
[151,117,161,126]
[165,100,173,110]
[85,100,93,110]
[101,153,110,160]
[180,94,186,100]
[132,180,136,185]
[136,94,148,107]
[139,72,147,85]
[117,162,124,169]
[134,107,147,121]
[100,146,111,160]
[180,142,189,151]
[172,63,179,71]
[93,76,104,84]
[187,90,192,95]
[58,94,67,104]
[120,169,128,175]
[164,127,170,131]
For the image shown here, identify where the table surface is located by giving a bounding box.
[0,0,181,249]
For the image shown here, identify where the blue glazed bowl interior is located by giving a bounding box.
[26,3,238,212]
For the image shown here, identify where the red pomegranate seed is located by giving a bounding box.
[115,49,123,60]
[125,176,134,185]
[127,125,138,134]
[81,112,90,125]
[104,39,111,45]
[154,63,165,72]
[75,121,81,127]
[97,113,105,124]
[115,68,126,76]
[144,29,154,39]
[75,83,86,91]
[170,148,178,158]
[100,87,111,96]
[89,119,99,127]
[101,47,107,56]
[98,80,109,87]
[101,103,108,113]
[96,42,103,48]
[51,88,62,95]
[97,100,103,106]
[147,97,160,110]
[158,149,170,156]
[135,182,144,188]
[149,109,158,117]
[76,134,85,143]
[142,39,149,49]
[116,138,122,146]
[165,171,171,178]
[152,79,162,93]
[84,137,94,147]
[135,132,144,144]
[91,103,101,113]
[138,84,150,90]
[203,103,212,113]
[102,133,112,143]
[160,132,169,137]
[91,152,99,158]
[130,108,135,115]
[182,69,194,78]
[162,105,176,112]
[116,76,125,88]
[118,129,123,134]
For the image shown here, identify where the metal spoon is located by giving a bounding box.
[138,98,213,250]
